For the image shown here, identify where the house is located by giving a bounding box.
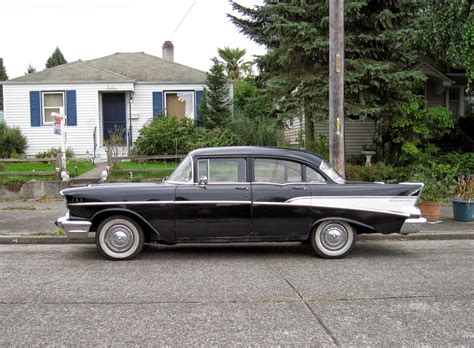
[0,111,4,124]
[285,61,473,158]
[1,42,208,158]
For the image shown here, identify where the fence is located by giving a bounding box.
[459,129,474,153]
[0,157,59,177]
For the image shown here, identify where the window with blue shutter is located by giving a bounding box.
[30,91,41,127]
[152,92,163,118]
[66,90,77,126]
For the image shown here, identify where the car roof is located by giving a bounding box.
[189,146,323,166]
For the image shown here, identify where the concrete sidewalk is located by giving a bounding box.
[0,200,472,244]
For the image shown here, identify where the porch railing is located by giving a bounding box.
[459,129,474,153]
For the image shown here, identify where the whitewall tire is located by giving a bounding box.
[311,220,356,259]
[96,216,144,261]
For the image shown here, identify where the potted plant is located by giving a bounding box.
[452,174,474,222]
[418,177,451,222]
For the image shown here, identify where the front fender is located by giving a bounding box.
[90,208,161,239]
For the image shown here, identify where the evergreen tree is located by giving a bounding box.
[0,58,8,110]
[25,64,36,75]
[45,47,67,68]
[229,1,425,157]
[200,58,232,129]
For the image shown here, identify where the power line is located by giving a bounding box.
[170,0,197,39]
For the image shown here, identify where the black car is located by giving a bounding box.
[56,146,425,260]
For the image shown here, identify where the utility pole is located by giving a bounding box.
[329,0,345,177]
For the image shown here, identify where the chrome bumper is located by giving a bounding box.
[56,215,92,239]
[400,217,427,235]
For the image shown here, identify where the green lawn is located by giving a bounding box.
[0,160,95,183]
[110,161,177,181]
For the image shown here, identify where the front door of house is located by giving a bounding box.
[102,93,126,144]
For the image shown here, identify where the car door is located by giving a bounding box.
[175,157,251,240]
[251,158,313,238]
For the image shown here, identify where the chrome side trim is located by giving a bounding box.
[68,201,175,206]
[176,200,251,205]
[56,215,92,239]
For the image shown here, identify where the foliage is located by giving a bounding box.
[389,100,453,163]
[45,47,67,69]
[411,162,457,202]
[0,124,27,158]
[418,0,474,89]
[228,114,283,146]
[200,58,232,129]
[104,126,125,168]
[345,163,396,182]
[35,147,74,159]
[439,152,474,175]
[0,58,8,110]
[308,135,329,162]
[230,0,424,155]
[218,47,248,80]
[134,117,238,156]
[25,64,36,75]
[455,174,474,201]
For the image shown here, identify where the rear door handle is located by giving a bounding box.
[235,186,249,191]
[292,186,306,190]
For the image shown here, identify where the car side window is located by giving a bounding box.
[198,158,246,183]
[254,158,302,183]
[306,166,326,183]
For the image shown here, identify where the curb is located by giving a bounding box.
[0,232,473,244]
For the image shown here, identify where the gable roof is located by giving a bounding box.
[4,52,207,85]
[412,61,454,86]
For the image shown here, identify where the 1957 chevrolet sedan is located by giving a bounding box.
[56,146,426,260]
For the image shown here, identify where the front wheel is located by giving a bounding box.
[311,220,356,259]
[96,216,144,261]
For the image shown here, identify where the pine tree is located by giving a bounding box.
[229,1,425,156]
[200,58,232,129]
[25,64,36,75]
[45,47,67,68]
[0,58,8,110]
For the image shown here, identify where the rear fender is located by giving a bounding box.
[310,217,375,236]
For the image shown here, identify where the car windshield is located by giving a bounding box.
[167,155,193,183]
[319,161,345,184]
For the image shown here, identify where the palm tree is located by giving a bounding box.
[217,47,247,80]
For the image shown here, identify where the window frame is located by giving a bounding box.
[164,90,196,120]
[196,157,248,184]
[42,91,65,126]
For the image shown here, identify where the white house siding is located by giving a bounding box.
[3,83,132,156]
[284,117,377,159]
[284,117,304,146]
[131,83,205,143]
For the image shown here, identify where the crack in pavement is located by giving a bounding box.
[282,278,341,347]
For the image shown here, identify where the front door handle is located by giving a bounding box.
[292,186,306,190]
[235,186,249,191]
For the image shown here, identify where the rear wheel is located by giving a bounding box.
[96,216,144,261]
[311,220,355,259]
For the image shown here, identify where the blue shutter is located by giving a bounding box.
[152,92,163,118]
[66,90,77,126]
[195,90,204,126]
[29,91,41,127]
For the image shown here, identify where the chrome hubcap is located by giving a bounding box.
[105,225,134,252]
[320,223,348,251]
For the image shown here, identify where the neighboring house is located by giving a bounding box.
[0,111,4,124]
[1,42,207,157]
[285,61,472,158]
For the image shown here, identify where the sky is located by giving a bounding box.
[0,0,266,79]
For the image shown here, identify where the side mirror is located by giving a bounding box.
[198,176,208,186]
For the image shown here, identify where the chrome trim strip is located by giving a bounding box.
[176,200,251,205]
[68,201,175,206]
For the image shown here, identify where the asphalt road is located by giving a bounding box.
[0,240,473,346]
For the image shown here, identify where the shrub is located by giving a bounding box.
[134,117,239,155]
[228,114,283,146]
[0,124,27,158]
[35,147,74,159]
[345,163,396,182]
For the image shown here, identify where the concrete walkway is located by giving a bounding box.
[71,162,108,184]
